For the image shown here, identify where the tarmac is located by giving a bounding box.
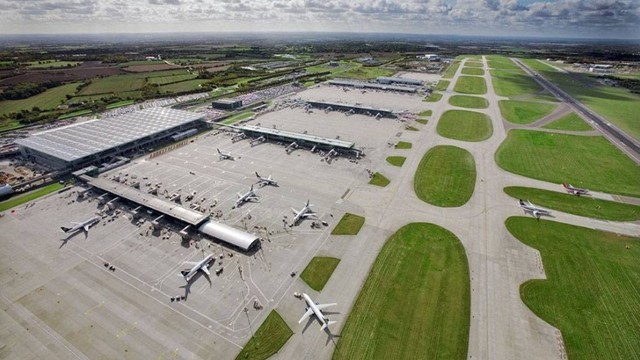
[1,59,639,360]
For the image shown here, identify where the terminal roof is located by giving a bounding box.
[15,108,203,162]
[236,125,355,149]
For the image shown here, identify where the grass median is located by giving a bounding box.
[437,110,492,142]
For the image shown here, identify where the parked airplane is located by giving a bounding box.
[217,148,234,160]
[235,185,259,207]
[518,199,551,218]
[255,172,278,187]
[180,253,215,282]
[298,293,337,332]
[290,200,316,226]
[61,216,100,235]
[562,183,589,196]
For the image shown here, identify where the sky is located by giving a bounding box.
[0,0,638,39]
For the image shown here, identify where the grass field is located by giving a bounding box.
[148,72,197,85]
[437,110,493,142]
[339,66,395,80]
[414,146,476,207]
[499,100,556,124]
[520,58,640,140]
[395,141,412,149]
[160,79,209,93]
[331,213,365,235]
[386,156,406,167]
[300,257,341,291]
[0,183,64,212]
[79,74,146,95]
[487,55,520,71]
[454,76,487,95]
[487,55,546,98]
[419,110,432,117]
[504,186,640,221]
[222,111,256,125]
[461,67,485,76]
[0,82,81,116]
[106,100,134,109]
[235,311,293,360]
[449,95,489,109]
[57,109,93,119]
[423,92,443,102]
[542,112,592,131]
[506,217,640,360]
[434,80,450,91]
[496,130,640,197]
[333,223,469,360]
[464,61,484,67]
[416,119,428,124]
[369,172,390,187]
[442,61,461,79]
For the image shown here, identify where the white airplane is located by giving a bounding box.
[217,148,234,161]
[235,185,259,207]
[518,199,552,218]
[290,200,316,226]
[298,293,337,332]
[61,216,100,235]
[562,183,589,196]
[180,253,215,282]
[255,172,278,187]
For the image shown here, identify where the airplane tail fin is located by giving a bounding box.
[255,171,260,178]
[61,226,71,233]
[321,320,337,332]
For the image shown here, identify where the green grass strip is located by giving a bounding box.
[386,156,406,167]
[437,110,493,142]
[542,112,592,131]
[504,186,640,221]
[395,141,412,149]
[331,213,365,235]
[0,183,64,212]
[414,146,476,207]
[300,257,341,291]
[442,61,461,79]
[461,67,485,76]
[433,80,450,91]
[496,130,640,197]
[369,172,390,187]
[506,217,640,360]
[418,110,432,117]
[454,76,487,95]
[333,223,469,360]
[423,92,442,102]
[449,95,489,109]
[235,310,293,360]
[499,100,556,124]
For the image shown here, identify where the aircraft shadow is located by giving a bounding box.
[59,230,88,249]
[179,269,212,301]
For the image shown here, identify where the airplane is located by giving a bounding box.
[235,185,259,207]
[298,293,337,332]
[290,200,316,226]
[562,183,589,196]
[217,148,234,161]
[61,216,100,236]
[180,253,215,282]
[255,172,278,187]
[518,199,552,218]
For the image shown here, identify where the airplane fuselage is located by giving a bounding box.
[61,216,100,234]
[183,254,215,282]
[303,293,328,325]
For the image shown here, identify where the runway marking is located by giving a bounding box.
[116,321,137,338]
[84,300,105,315]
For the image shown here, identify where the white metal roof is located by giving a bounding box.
[198,221,259,251]
[238,125,355,149]
[15,108,203,162]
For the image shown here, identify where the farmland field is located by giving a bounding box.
[0,82,81,116]
[333,223,469,360]
[454,76,487,95]
[148,72,197,85]
[496,130,640,197]
[79,74,146,95]
[437,110,492,142]
[160,80,209,93]
[507,217,640,360]
[414,146,476,207]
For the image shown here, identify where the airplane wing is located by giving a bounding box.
[298,308,313,324]
[237,193,243,198]
[292,208,299,214]
[201,266,211,276]
[83,225,90,232]
[315,303,337,311]
[183,261,199,267]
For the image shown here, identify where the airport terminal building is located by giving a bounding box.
[15,108,206,170]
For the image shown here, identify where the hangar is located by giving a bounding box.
[15,108,206,170]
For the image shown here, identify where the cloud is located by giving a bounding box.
[0,0,637,38]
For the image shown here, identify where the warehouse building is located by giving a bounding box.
[212,98,243,110]
[15,108,205,170]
